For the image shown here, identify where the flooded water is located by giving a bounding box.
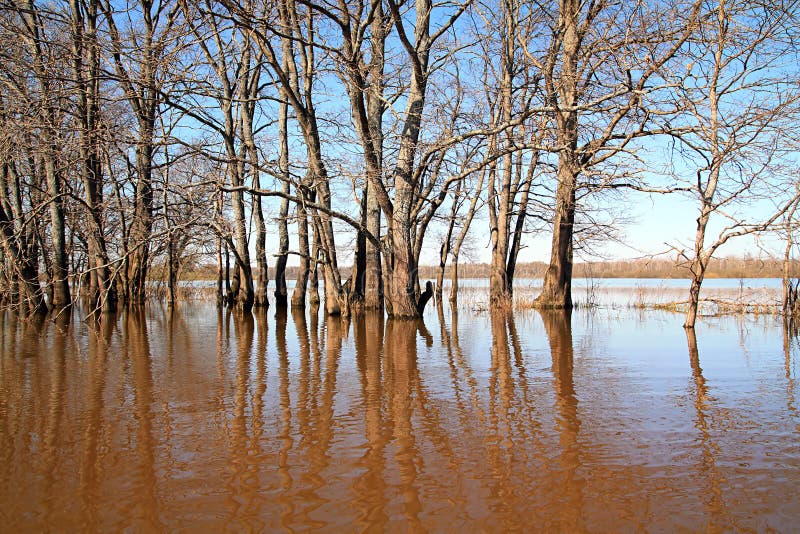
[1,300,799,531]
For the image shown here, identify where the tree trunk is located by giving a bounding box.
[362,5,386,310]
[167,234,178,306]
[38,100,70,310]
[224,94,254,312]
[291,201,310,308]
[488,1,516,308]
[309,227,321,307]
[387,220,420,318]
[0,201,45,314]
[536,161,577,309]
[449,257,460,303]
[126,136,155,305]
[685,271,705,329]
[215,187,224,306]
[350,186,369,311]
[241,53,267,310]
[437,187,459,302]
[310,172,345,316]
[251,170,269,309]
[44,151,71,310]
[783,231,792,314]
[535,0,580,310]
[684,159,716,328]
[450,166,486,304]
[231,182,254,312]
[365,179,383,309]
[71,0,115,313]
[506,154,535,293]
[386,90,427,316]
[274,91,290,309]
[488,152,513,307]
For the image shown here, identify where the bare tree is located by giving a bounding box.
[69,0,117,313]
[101,0,183,304]
[526,0,703,309]
[668,0,800,328]
[306,0,475,317]
[450,166,486,303]
[478,0,548,306]
[0,6,52,313]
[178,0,276,312]
[0,160,46,313]
[225,0,350,315]
[273,74,290,309]
[13,1,72,310]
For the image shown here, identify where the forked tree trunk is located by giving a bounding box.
[487,2,516,308]
[363,6,386,310]
[241,49,268,310]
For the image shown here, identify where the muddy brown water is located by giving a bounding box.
[1,302,798,531]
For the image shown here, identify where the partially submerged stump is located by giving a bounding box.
[417,281,434,316]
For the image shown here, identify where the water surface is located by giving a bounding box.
[1,302,798,531]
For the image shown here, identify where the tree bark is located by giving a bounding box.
[684,201,713,329]
[44,149,71,310]
[384,0,433,319]
[487,0,516,308]
[365,179,383,309]
[25,3,71,310]
[536,159,577,309]
[241,46,268,310]
[291,200,311,308]
[126,138,154,305]
[71,0,115,313]
[274,88,290,309]
[0,196,45,314]
[535,0,580,310]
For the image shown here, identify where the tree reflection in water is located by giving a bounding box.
[352,311,388,530]
[538,309,584,532]
[685,328,731,530]
[80,312,114,526]
[1,303,799,531]
[123,308,162,531]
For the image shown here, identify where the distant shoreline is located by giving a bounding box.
[170,256,800,282]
